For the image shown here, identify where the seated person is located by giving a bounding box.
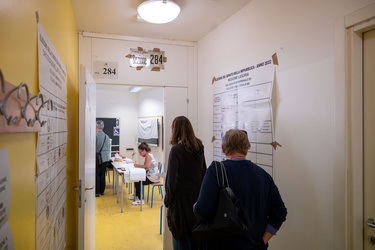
[129,142,160,205]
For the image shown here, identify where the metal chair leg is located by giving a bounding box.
[160,204,163,234]
[147,185,150,202]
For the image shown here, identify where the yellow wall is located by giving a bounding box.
[0,1,78,249]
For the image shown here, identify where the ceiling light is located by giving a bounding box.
[129,86,143,92]
[137,0,181,24]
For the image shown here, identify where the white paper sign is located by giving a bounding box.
[0,149,11,229]
[93,61,119,79]
[36,22,67,250]
[128,48,165,70]
[213,59,275,175]
[0,222,14,250]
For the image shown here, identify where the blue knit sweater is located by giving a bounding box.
[194,159,287,249]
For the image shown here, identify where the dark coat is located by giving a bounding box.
[164,143,206,241]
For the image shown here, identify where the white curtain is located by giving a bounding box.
[138,118,158,140]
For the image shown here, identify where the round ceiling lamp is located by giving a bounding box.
[137,0,181,24]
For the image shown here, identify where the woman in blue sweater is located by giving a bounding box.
[194,129,287,249]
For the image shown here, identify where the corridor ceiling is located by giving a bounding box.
[71,0,252,42]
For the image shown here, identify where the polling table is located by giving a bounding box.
[111,161,146,212]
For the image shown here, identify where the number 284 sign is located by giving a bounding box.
[128,48,166,71]
[93,61,119,79]
[93,48,167,79]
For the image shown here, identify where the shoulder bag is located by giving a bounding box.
[192,161,250,240]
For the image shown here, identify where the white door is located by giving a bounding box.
[162,87,188,250]
[78,65,96,250]
[364,28,375,249]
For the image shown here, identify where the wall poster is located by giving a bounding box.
[213,58,276,176]
[35,22,67,250]
[0,149,14,250]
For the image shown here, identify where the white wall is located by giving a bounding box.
[138,88,164,116]
[138,87,164,166]
[196,0,375,249]
[96,86,165,165]
[79,34,199,130]
[96,84,138,157]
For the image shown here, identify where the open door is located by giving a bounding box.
[363,28,375,249]
[78,65,96,249]
[162,87,188,250]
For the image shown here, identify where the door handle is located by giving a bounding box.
[85,186,94,191]
[366,218,375,228]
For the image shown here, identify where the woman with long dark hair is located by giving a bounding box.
[164,116,207,250]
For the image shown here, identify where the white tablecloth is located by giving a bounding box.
[112,161,146,182]
[111,161,146,212]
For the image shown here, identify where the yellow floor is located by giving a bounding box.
[95,176,164,250]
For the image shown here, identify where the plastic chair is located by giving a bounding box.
[147,163,164,207]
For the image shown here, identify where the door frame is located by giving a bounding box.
[334,3,375,249]
[162,86,189,250]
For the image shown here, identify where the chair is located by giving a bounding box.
[159,204,164,234]
[146,162,161,200]
[147,163,164,208]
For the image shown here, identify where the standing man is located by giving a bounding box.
[96,120,111,197]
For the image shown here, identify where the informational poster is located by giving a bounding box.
[213,59,275,175]
[0,149,14,250]
[36,22,67,250]
[0,222,14,250]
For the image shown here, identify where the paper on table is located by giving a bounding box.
[124,158,133,163]
[129,168,146,181]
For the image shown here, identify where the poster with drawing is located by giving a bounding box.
[35,22,67,250]
[213,58,275,176]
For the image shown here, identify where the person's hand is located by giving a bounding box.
[262,232,273,245]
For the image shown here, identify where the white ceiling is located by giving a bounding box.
[71,0,252,42]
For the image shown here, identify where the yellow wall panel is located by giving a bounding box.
[0,1,78,249]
